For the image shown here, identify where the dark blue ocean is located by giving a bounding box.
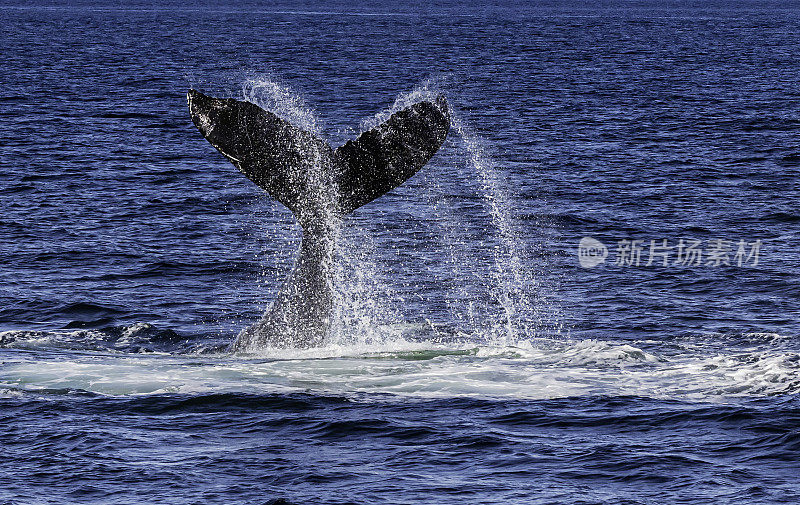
[1,1,799,503]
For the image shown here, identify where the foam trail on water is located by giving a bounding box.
[3,329,798,399]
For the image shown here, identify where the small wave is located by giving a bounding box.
[58,301,125,317]
[0,329,110,351]
[762,211,800,223]
[556,339,663,366]
[779,153,800,165]
[0,184,36,195]
[51,302,127,330]
[0,388,25,399]
[518,212,599,227]
[93,111,160,120]
[0,323,213,354]
[728,156,767,165]
[0,95,26,103]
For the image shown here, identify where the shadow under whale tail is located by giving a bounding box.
[187,89,450,350]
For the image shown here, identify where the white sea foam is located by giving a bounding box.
[2,331,796,400]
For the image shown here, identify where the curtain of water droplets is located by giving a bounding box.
[239,78,560,350]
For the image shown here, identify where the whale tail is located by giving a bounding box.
[187,89,450,227]
[187,89,449,350]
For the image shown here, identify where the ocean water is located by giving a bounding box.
[1,1,799,504]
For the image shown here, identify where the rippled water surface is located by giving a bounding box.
[1,1,799,504]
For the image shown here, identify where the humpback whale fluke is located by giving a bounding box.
[187,89,450,351]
